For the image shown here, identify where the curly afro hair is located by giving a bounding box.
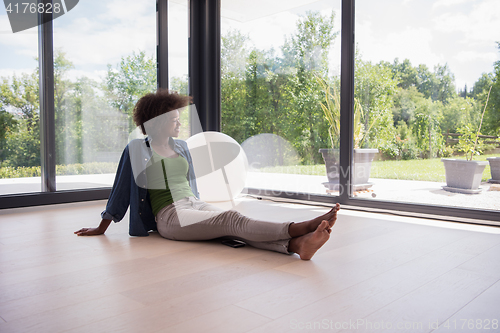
[133,89,191,135]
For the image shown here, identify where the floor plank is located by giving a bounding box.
[433,278,500,332]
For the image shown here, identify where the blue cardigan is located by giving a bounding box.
[101,137,199,236]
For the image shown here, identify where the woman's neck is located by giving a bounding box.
[153,136,170,148]
[151,137,177,158]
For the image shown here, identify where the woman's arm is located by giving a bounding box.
[75,144,134,237]
[74,219,112,236]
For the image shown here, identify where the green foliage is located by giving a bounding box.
[56,162,118,175]
[355,60,397,148]
[2,114,40,167]
[0,71,39,119]
[456,123,482,161]
[170,76,188,95]
[391,58,419,90]
[0,109,16,152]
[258,154,500,183]
[104,51,157,117]
[221,11,338,164]
[0,50,146,170]
[389,59,456,104]
[392,86,424,124]
[483,43,500,134]
[440,96,481,134]
[317,76,377,149]
[0,63,40,167]
[0,165,41,178]
[316,76,340,148]
[412,102,445,159]
[0,162,117,179]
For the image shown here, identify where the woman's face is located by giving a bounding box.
[164,110,181,138]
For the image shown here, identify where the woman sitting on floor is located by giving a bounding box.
[74,89,340,260]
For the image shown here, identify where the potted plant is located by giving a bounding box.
[317,77,378,189]
[487,136,500,183]
[487,156,500,183]
[441,86,492,194]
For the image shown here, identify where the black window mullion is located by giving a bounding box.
[189,0,220,132]
[157,0,169,89]
[339,0,355,203]
[38,0,56,192]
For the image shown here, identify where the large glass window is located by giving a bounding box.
[353,0,500,211]
[51,0,156,191]
[0,1,157,195]
[0,9,40,195]
[221,0,342,198]
[168,0,188,95]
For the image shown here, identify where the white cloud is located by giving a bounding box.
[65,69,107,83]
[167,2,189,78]
[222,10,299,52]
[52,2,156,69]
[454,50,497,63]
[432,0,474,9]
[0,68,35,79]
[356,23,444,70]
[0,14,38,61]
[0,0,157,79]
[433,0,500,45]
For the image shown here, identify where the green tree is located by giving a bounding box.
[104,51,157,117]
[440,96,481,134]
[0,72,39,119]
[3,114,40,167]
[412,63,456,103]
[433,64,456,103]
[170,75,188,95]
[392,86,425,125]
[0,70,40,167]
[52,50,76,164]
[471,73,494,99]
[281,11,337,163]
[0,109,16,157]
[355,60,397,148]
[391,58,419,90]
[411,98,444,158]
[483,42,500,135]
[221,30,251,143]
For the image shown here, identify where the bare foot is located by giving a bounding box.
[289,220,331,260]
[288,203,340,238]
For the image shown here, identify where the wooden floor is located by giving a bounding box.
[0,199,499,333]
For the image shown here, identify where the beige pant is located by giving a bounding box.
[156,197,292,254]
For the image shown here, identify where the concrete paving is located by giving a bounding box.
[1,172,499,212]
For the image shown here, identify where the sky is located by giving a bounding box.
[0,0,499,91]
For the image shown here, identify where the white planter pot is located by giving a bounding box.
[319,148,378,185]
[441,159,487,194]
[487,157,500,183]
[353,149,379,185]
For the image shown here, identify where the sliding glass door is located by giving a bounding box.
[352,0,500,213]
[220,0,342,199]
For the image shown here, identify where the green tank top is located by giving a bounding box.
[147,151,195,216]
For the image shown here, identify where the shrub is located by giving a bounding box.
[0,162,118,179]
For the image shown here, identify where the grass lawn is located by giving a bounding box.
[256,153,500,183]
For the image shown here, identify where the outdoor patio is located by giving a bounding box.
[1,172,499,212]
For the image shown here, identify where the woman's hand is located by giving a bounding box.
[74,227,105,236]
[74,219,112,236]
